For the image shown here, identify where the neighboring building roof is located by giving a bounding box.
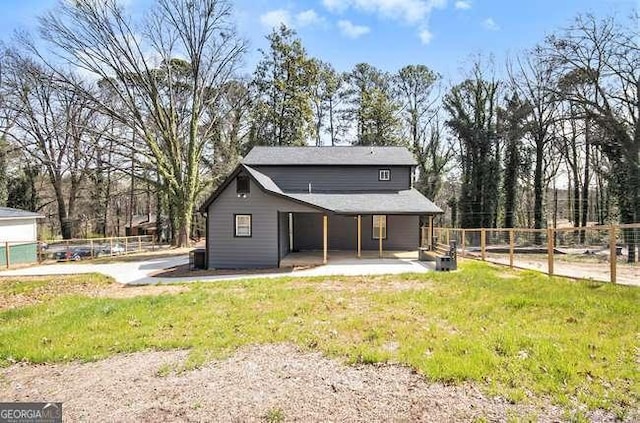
[124,216,156,228]
[243,146,418,166]
[0,207,44,221]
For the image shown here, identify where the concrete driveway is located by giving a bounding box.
[0,255,433,285]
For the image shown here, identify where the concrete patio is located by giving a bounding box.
[279,250,419,267]
[0,251,433,285]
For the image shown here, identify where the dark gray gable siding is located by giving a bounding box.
[252,165,412,192]
[207,178,318,269]
[293,214,419,251]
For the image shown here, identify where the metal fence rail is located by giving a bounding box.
[423,224,640,284]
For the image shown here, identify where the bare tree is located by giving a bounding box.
[2,51,96,238]
[36,0,246,246]
[508,52,560,241]
[544,14,639,262]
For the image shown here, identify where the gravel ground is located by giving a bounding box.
[0,344,628,422]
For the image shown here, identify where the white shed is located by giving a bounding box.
[0,207,44,267]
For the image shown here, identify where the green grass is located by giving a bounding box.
[0,261,638,416]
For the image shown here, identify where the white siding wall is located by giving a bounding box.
[0,219,38,242]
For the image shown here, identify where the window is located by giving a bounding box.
[372,215,387,239]
[237,174,250,196]
[379,169,390,181]
[234,214,252,237]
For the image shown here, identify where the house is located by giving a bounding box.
[200,146,443,269]
[0,207,44,267]
[125,216,158,237]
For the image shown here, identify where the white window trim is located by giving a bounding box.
[379,169,390,181]
[234,214,252,237]
[372,215,387,240]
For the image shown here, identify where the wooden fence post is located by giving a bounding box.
[509,229,514,269]
[138,236,142,252]
[610,225,617,284]
[461,229,466,258]
[480,229,486,261]
[110,238,114,256]
[124,237,128,254]
[90,239,94,259]
[428,215,434,250]
[547,228,554,277]
[5,242,9,269]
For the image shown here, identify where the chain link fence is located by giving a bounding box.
[40,235,159,263]
[424,225,639,284]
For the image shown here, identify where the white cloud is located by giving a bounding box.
[296,9,324,27]
[260,8,326,30]
[482,17,500,31]
[323,0,446,45]
[418,28,432,44]
[260,9,291,29]
[322,0,348,13]
[337,20,371,38]
[454,1,471,10]
[323,0,445,25]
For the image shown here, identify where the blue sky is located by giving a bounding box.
[0,0,636,80]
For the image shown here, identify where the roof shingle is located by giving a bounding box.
[243,146,417,166]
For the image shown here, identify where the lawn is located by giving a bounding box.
[0,261,638,418]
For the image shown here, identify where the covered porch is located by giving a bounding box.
[280,249,420,267]
[278,212,437,267]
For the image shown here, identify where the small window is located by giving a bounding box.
[237,174,250,195]
[379,169,390,181]
[372,215,387,239]
[234,214,252,237]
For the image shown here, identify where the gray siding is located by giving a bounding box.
[278,212,289,259]
[207,178,317,268]
[253,165,412,192]
[293,214,419,251]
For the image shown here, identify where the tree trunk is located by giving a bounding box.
[52,180,71,240]
[328,97,335,146]
[580,119,590,243]
[533,138,544,244]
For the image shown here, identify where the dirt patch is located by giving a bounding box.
[93,284,190,299]
[291,276,433,293]
[0,344,626,422]
[0,277,189,311]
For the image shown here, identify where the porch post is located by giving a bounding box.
[288,213,294,252]
[357,215,362,258]
[378,217,383,258]
[323,214,328,264]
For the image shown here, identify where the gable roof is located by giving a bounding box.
[243,146,417,166]
[200,164,442,215]
[0,207,44,221]
[199,164,329,213]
